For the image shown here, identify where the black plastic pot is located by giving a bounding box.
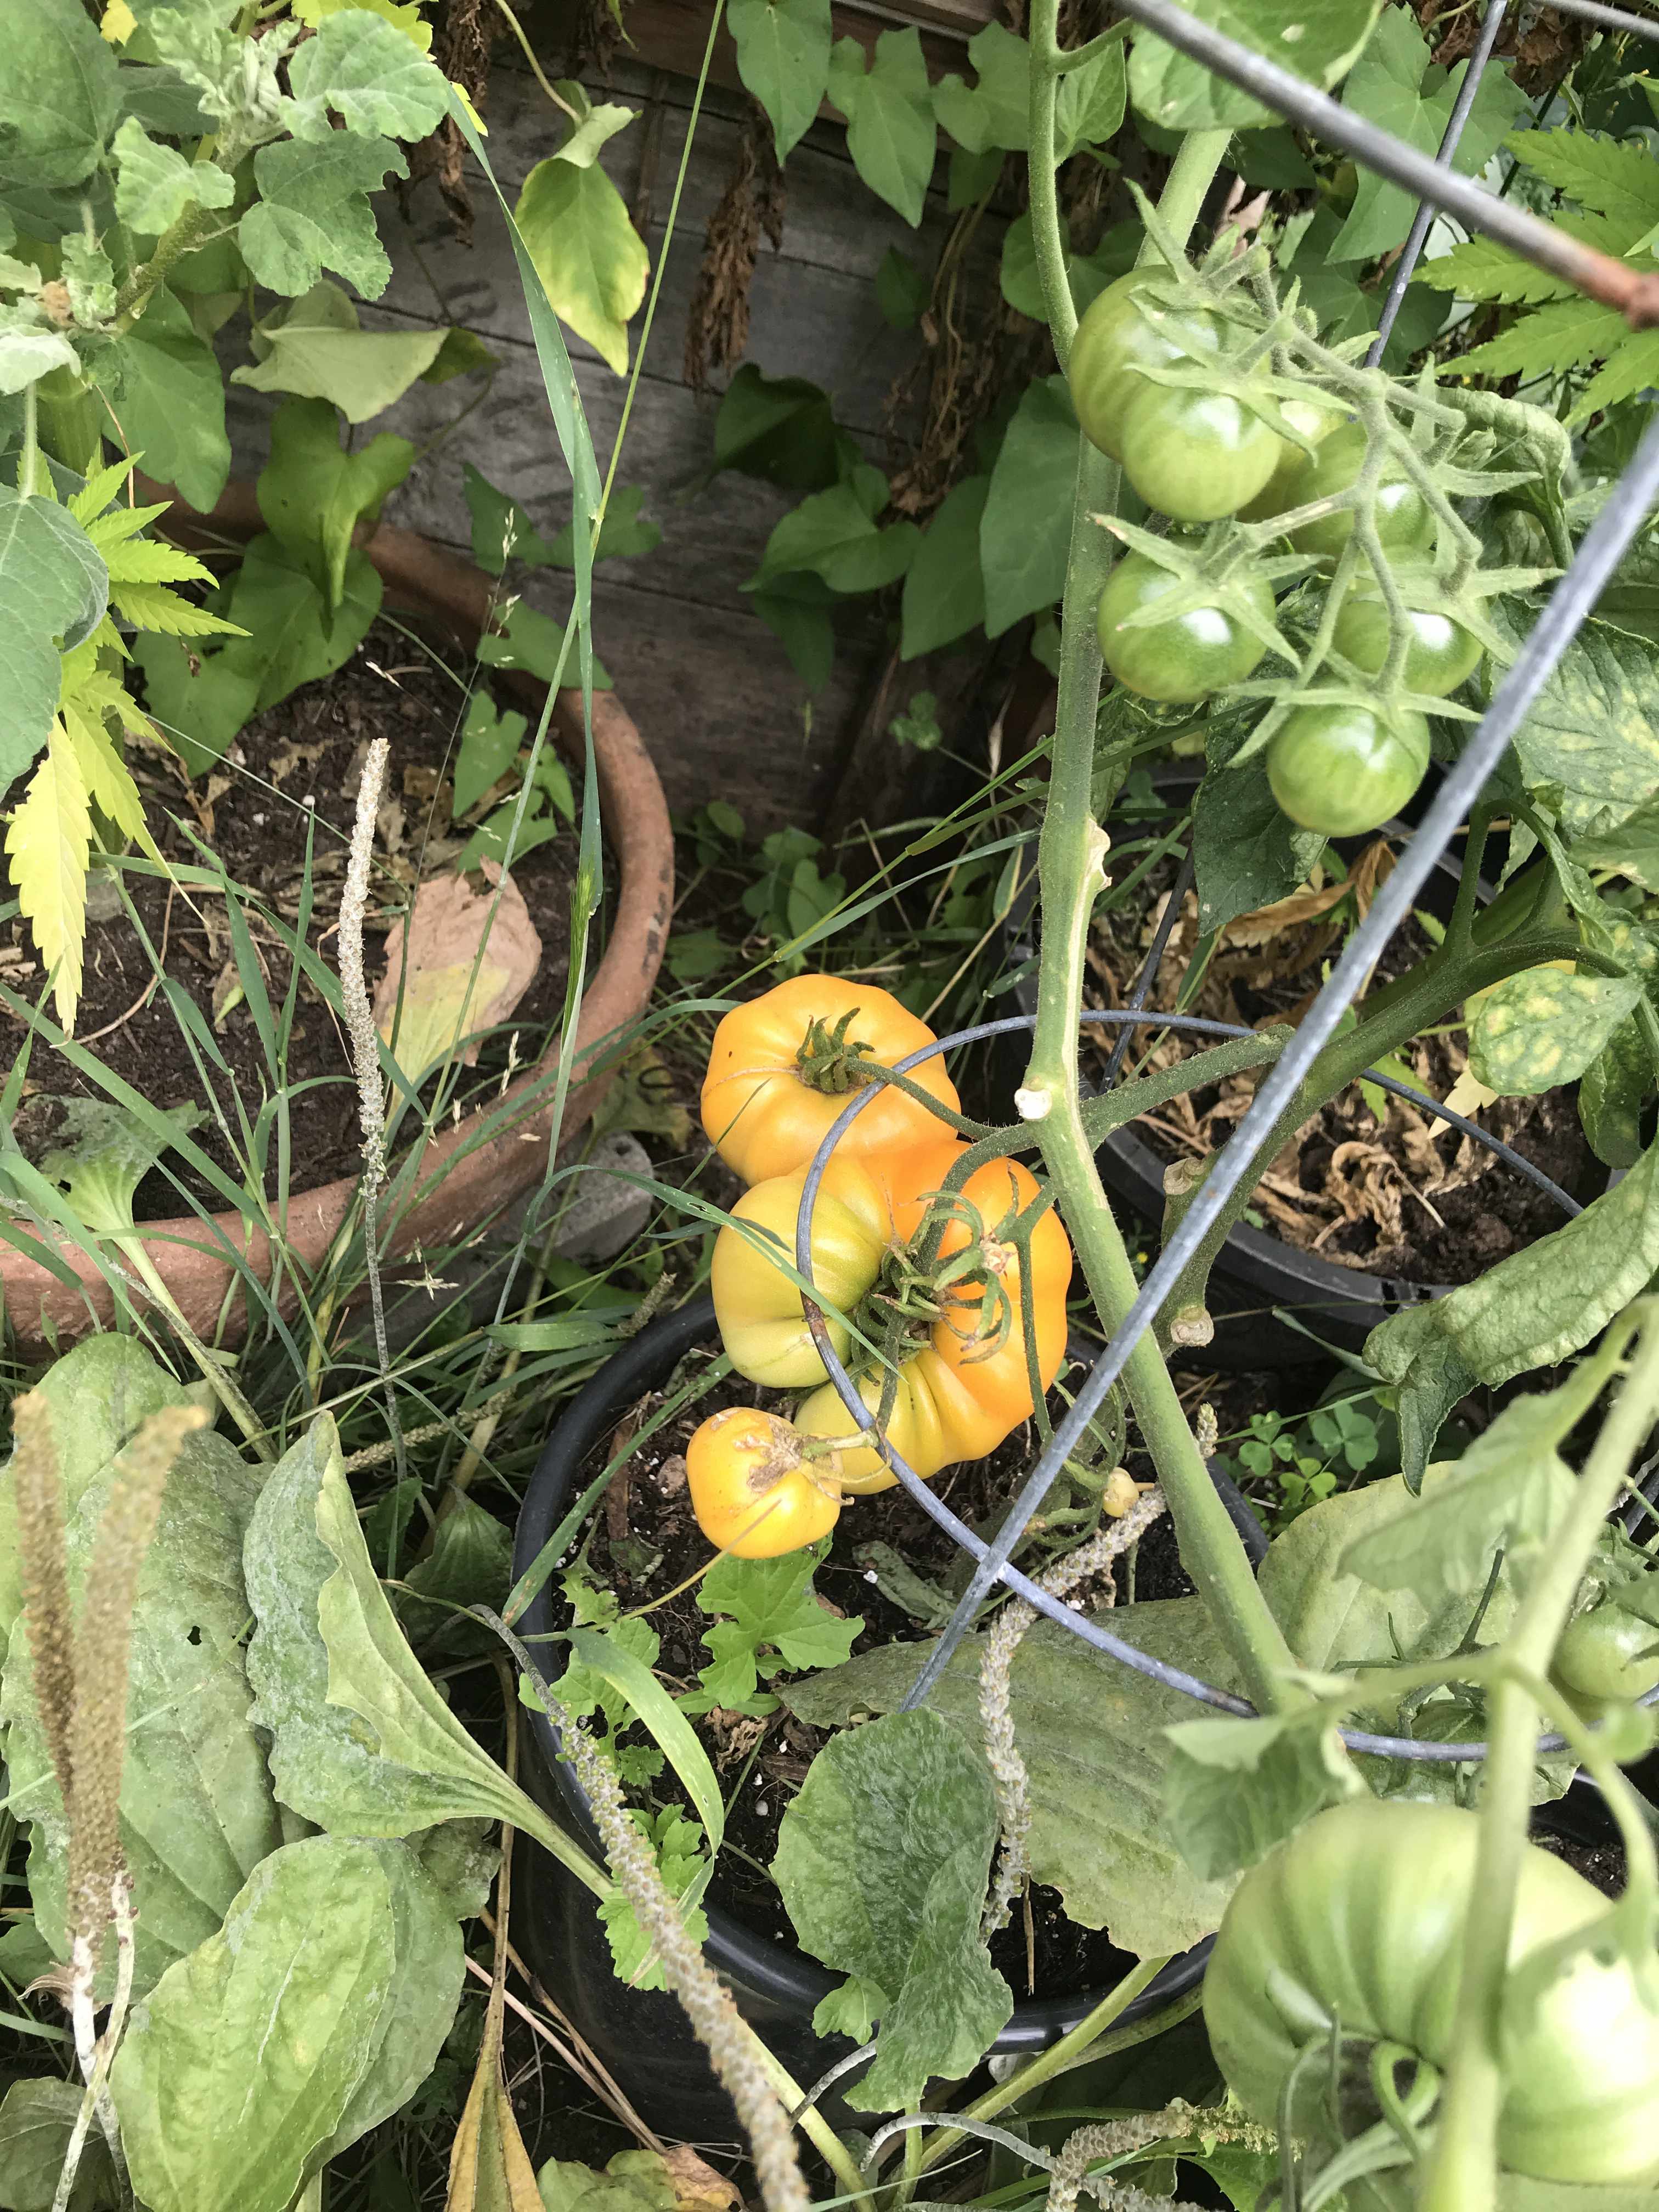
[1003,769,1589,1365]
[510,1299,1216,2142]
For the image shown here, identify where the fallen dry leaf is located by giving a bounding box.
[661,2147,741,2212]
[375,863,543,1079]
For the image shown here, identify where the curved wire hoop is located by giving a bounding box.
[793,1008,1658,1761]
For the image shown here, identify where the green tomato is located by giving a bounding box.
[1204,1801,1659,2186]
[1555,1606,1659,1703]
[1332,582,1483,697]
[1267,702,1431,837]
[1068,270,1221,462]
[1095,553,1274,703]
[1239,397,1339,524]
[1118,382,1284,523]
[1285,421,1437,560]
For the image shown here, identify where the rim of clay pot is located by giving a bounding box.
[0,486,674,1352]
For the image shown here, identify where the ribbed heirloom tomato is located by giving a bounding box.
[710,1138,1071,1494]
[686,1407,843,1558]
[1267,703,1430,837]
[1204,1801,1659,2186]
[1097,552,1274,703]
[700,975,960,1186]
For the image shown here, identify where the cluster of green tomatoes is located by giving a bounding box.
[1070,268,1492,840]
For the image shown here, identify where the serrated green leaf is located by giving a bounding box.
[110,115,235,234]
[827,30,935,228]
[901,473,987,658]
[5,723,89,1029]
[980,374,1077,636]
[1580,1017,1650,1171]
[729,0,830,162]
[0,0,120,190]
[285,6,449,141]
[774,1710,1011,2110]
[1505,126,1659,230]
[1469,966,1644,1096]
[1570,328,1659,424]
[241,133,406,298]
[110,577,245,636]
[1129,0,1382,133]
[685,1542,859,1713]
[1414,234,1572,304]
[1455,293,1627,381]
[515,154,647,376]
[232,280,447,422]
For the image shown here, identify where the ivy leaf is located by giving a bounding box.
[0,0,120,190]
[476,601,611,689]
[1165,1713,1356,1880]
[1128,0,1382,133]
[773,1710,1011,2110]
[240,133,407,300]
[111,1837,400,2212]
[826,30,935,228]
[548,482,661,566]
[729,0,831,162]
[980,375,1077,636]
[901,473,988,659]
[516,153,648,376]
[1341,1386,1579,1604]
[91,284,230,513]
[933,23,1029,155]
[110,115,234,234]
[1328,9,1527,264]
[284,7,449,141]
[232,280,447,423]
[1508,618,1659,838]
[747,483,919,595]
[255,396,414,610]
[450,691,527,818]
[1366,1140,1659,1390]
[1469,966,1645,1096]
[463,461,559,572]
[0,490,109,798]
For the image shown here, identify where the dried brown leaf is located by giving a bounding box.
[374,864,541,1079]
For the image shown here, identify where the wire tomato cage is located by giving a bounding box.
[794,0,1659,1765]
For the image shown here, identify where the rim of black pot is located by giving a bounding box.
[512,1296,1217,2052]
[1002,766,1596,1344]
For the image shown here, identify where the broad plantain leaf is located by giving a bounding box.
[0,2079,115,2212]
[772,1709,1011,2109]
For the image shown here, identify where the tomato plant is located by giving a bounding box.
[1282,420,1439,560]
[1555,1604,1659,1706]
[1333,574,1484,696]
[1266,702,1431,836]
[1068,272,1222,464]
[1116,383,1285,524]
[686,1408,843,1558]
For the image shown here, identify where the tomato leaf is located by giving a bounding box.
[729,0,831,162]
[1508,618,1659,839]
[1164,1712,1357,1880]
[786,1594,1245,1954]
[1469,966,1645,1097]
[1579,1018,1650,1170]
[1128,0,1383,134]
[773,1709,1012,2110]
[980,375,1078,637]
[826,30,935,228]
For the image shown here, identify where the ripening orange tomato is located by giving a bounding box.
[686,1407,843,1558]
[700,975,960,1186]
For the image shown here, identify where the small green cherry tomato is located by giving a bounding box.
[1267,703,1430,837]
[1067,271,1221,462]
[1555,1605,1659,1703]
[1118,383,1284,523]
[1285,421,1437,560]
[1205,1801,1659,2187]
[1333,582,1483,697]
[1096,553,1274,703]
[1238,397,1338,524]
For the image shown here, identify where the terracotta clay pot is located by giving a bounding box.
[1,488,674,1352]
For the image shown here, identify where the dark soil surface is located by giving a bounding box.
[5,623,589,1221]
[1534,1822,1627,1900]
[1079,840,1598,1288]
[543,1345,1218,2004]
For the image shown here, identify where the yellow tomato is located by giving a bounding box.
[700,975,961,1185]
[713,1142,1071,1495]
[686,1407,843,1558]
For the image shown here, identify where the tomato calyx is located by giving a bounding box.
[793,1007,878,1095]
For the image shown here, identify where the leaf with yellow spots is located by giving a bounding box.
[1509,619,1659,839]
[1468,964,1645,1098]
